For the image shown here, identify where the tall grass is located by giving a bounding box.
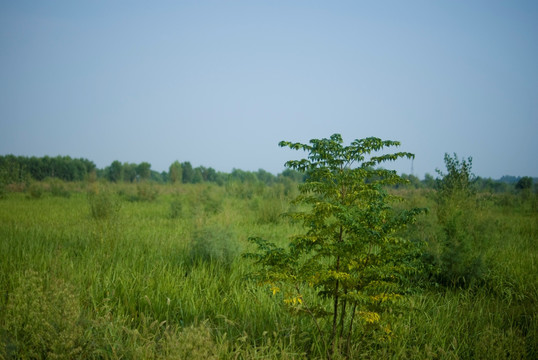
[0,183,536,358]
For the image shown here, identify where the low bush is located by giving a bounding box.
[251,195,285,224]
[48,178,71,198]
[87,185,121,220]
[189,224,240,267]
[429,154,486,288]
[136,182,159,202]
[26,182,44,199]
[169,197,184,219]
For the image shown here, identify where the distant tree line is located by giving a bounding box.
[0,155,96,183]
[164,161,305,185]
[398,173,536,193]
[0,155,305,186]
[0,154,535,193]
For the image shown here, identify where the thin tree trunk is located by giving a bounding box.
[339,290,348,339]
[330,258,340,357]
[346,302,358,358]
[330,225,345,357]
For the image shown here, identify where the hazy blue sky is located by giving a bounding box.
[1,1,537,178]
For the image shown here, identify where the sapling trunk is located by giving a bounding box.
[330,255,340,356]
[330,224,345,356]
[339,294,347,339]
[346,302,358,358]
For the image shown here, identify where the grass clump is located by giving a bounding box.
[426,153,486,288]
[164,320,220,360]
[48,178,71,198]
[169,196,184,219]
[135,182,159,202]
[87,185,121,221]
[26,182,44,199]
[1,270,84,359]
[189,223,240,267]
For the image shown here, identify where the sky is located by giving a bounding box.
[1,1,537,179]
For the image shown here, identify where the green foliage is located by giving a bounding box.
[2,271,83,359]
[0,154,95,183]
[198,186,223,214]
[430,153,485,288]
[245,134,424,358]
[137,162,152,181]
[136,182,159,202]
[106,160,123,182]
[26,181,44,199]
[48,178,71,198]
[168,320,219,359]
[123,162,138,182]
[117,182,160,202]
[435,153,475,198]
[182,161,194,183]
[169,196,184,219]
[515,176,533,191]
[190,223,240,267]
[87,184,121,220]
[252,195,286,224]
[169,160,183,184]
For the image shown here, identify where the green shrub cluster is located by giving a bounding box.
[189,223,240,267]
[421,154,486,288]
[169,196,184,219]
[136,182,159,202]
[26,182,44,199]
[87,185,121,220]
[48,178,72,198]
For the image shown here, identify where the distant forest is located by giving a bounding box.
[0,154,535,193]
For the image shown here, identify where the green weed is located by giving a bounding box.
[87,184,121,221]
[1,270,84,359]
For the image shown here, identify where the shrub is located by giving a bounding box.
[189,224,239,267]
[183,185,223,216]
[136,182,159,202]
[26,182,44,199]
[200,187,223,214]
[87,185,121,220]
[252,196,285,224]
[515,176,533,191]
[48,178,71,198]
[431,153,485,288]
[169,197,184,219]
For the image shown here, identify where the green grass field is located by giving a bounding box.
[1,181,536,359]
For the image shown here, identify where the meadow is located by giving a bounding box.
[0,179,536,359]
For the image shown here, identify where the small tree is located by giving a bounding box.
[169,161,182,184]
[181,162,194,184]
[515,176,533,191]
[136,162,151,181]
[106,161,123,183]
[244,134,424,358]
[432,153,483,287]
[435,153,475,198]
[123,162,137,182]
